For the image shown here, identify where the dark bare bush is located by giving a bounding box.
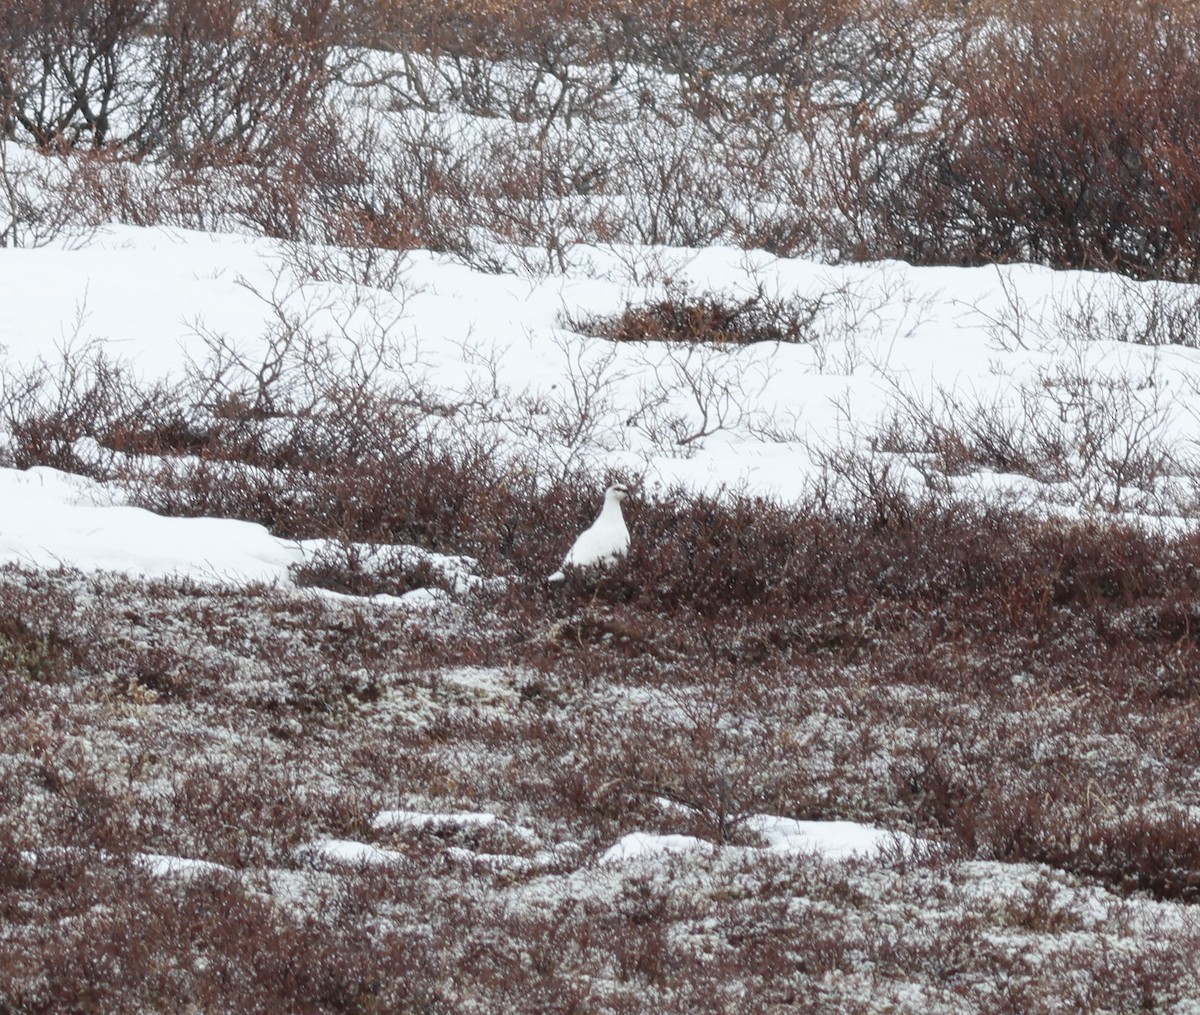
[120,425,583,577]
[0,860,449,1013]
[0,300,416,480]
[0,573,79,688]
[809,444,923,532]
[0,0,341,158]
[164,755,363,867]
[888,0,1200,280]
[1070,809,1200,902]
[0,338,180,475]
[555,478,1200,651]
[919,749,1200,902]
[467,126,613,274]
[284,115,487,267]
[1054,278,1200,351]
[568,282,825,346]
[511,657,806,846]
[360,0,856,117]
[143,0,342,165]
[607,489,819,617]
[0,299,593,567]
[54,148,232,234]
[229,114,364,243]
[291,539,450,598]
[0,0,367,249]
[620,0,856,117]
[0,0,154,150]
[326,0,938,262]
[425,0,633,127]
[46,110,412,250]
[792,3,965,262]
[598,115,738,248]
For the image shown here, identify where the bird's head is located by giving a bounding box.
[607,483,630,503]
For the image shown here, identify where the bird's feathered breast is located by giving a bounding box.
[562,501,629,569]
[548,486,631,582]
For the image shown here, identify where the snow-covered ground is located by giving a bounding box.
[5,224,1198,514]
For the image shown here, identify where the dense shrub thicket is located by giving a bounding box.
[1,0,1198,278]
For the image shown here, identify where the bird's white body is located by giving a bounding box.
[548,484,630,582]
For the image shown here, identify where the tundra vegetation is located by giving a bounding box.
[3,0,1200,1010]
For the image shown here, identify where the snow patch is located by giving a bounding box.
[298,838,404,868]
[0,467,303,584]
[601,815,923,865]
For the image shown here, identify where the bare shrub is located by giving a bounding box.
[802,271,929,376]
[879,367,1180,514]
[0,333,179,475]
[561,282,832,453]
[593,114,738,248]
[359,0,634,127]
[629,341,772,452]
[980,269,1200,354]
[0,0,154,150]
[645,675,800,845]
[291,540,452,598]
[0,0,342,157]
[314,115,487,268]
[464,331,634,474]
[895,0,1200,280]
[810,443,925,531]
[793,3,966,262]
[142,0,342,163]
[568,282,825,346]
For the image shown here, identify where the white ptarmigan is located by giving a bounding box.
[547,484,631,583]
